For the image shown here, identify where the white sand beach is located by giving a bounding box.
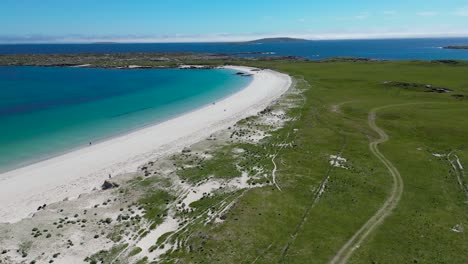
[0,66,291,223]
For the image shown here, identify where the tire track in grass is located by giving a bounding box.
[280,95,347,263]
[447,151,468,201]
[280,139,347,263]
[271,132,291,192]
[330,105,404,264]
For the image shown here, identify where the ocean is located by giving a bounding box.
[1,37,468,172]
[1,38,468,60]
[0,66,251,172]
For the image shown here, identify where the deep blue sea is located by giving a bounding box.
[1,38,468,60]
[0,66,251,172]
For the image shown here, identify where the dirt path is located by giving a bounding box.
[271,132,292,192]
[330,106,404,264]
[271,153,282,191]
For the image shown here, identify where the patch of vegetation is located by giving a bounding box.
[135,256,148,264]
[106,224,124,242]
[84,243,128,264]
[18,241,32,258]
[175,146,241,183]
[138,190,173,223]
[128,247,142,257]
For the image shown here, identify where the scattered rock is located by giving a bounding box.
[101,180,119,190]
[431,59,460,65]
[182,147,191,153]
[451,224,464,233]
[383,81,453,93]
[451,94,466,99]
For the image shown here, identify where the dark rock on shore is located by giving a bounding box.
[178,65,217,70]
[102,180,119,190]
[235,72,253,77]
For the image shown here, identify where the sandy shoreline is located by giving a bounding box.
[0,66,291,223]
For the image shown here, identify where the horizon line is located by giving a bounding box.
[1,35,468,45]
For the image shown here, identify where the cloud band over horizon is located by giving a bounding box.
[1,1,468,44]
[2,30,468,44]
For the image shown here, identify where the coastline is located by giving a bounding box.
[0,66,292,223]
[0,66,251,174]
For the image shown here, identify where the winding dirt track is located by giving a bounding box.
[330,106,404,264]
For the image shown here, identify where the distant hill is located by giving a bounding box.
[92,42,119,44]
[236,37,310,44]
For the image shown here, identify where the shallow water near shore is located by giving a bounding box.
[0,66,251,172]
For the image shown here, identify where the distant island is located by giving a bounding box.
[234,37,310,44]
[92,41,119,44]
[443,46,468,50]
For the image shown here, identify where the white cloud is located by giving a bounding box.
[354,12,370,20]
[416,11,437,17]
[334,12,370,21]
[455,7,468,16]
[2,28,468,44]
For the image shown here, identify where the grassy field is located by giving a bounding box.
[155,60,468,263]
[2,57,465,264]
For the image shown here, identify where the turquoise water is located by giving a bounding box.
[0,66,251,172]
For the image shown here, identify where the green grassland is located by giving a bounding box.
[2,56,465,263]
[156,60,468,263]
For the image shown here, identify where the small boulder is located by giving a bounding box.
[182,147,191,153]
[101,180,119,190]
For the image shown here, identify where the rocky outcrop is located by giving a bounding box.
[101,180,119,190]
[431,59,459,65]
[383,81,453,93]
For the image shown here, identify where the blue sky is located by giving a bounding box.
[1,0,468,43]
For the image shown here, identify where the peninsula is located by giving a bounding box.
[443,45,468,49]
